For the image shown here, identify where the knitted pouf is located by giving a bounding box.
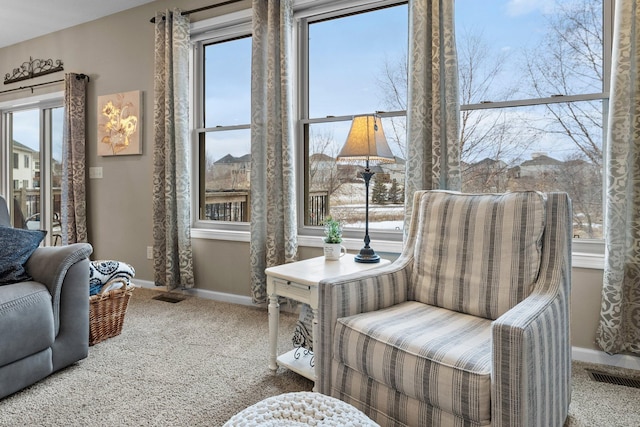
[224,391,379,427]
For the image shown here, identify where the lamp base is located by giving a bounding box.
[354,247,381,263]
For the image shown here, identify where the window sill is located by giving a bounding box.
[191,228,605,270]
[572,252,605,270]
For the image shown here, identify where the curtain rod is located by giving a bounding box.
[149,0,245,23]
[0,74,89,96]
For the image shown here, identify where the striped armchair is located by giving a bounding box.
[317,190,572,427]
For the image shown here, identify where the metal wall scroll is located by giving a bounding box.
[4,57,64,85]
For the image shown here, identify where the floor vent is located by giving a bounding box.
[152,293,186,303]
[586,369,640,389]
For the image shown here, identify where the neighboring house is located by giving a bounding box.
[463,157,509,193]
[210,154,251,190]
[382,156,406,184]
[11,140,38,190]
[511,153,564,179]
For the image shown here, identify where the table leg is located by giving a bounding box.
[312,305,319,391]
[268,294,280,371]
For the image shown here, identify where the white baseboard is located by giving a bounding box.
[572,346,640,371]
[134,279,256,307]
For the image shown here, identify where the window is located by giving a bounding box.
[2,101,64,246]
[195,30,252,226]
[455,0,610,240]
[191,0,609,255]
[301,1,409,236]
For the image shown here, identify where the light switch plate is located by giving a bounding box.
[89,167,103,179]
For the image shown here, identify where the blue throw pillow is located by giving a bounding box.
[0,226,46,285]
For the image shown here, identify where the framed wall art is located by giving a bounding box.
[97,90,142,156]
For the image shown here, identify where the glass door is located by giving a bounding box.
[6,104,63,246]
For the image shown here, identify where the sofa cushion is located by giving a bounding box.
[0,282,54,366]
[0,226,46,285]
[334,301,492,424]
[410,191,545,320]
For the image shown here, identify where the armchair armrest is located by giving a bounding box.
[491,267,571,427]
[316,257,412,395]
[24,243,93,334]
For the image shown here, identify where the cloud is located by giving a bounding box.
[506,0,555,16]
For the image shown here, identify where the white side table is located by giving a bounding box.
[266,254,390,386]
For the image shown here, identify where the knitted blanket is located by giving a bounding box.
[89,260,135,296]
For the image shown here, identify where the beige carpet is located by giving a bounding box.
[0,287,639,426]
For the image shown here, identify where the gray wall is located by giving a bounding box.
[0,0,605,352]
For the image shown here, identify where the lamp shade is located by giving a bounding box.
[337,115,395,163]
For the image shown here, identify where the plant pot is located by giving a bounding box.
[324,243,346,261]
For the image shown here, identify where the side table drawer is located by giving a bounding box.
[271,278,313,302]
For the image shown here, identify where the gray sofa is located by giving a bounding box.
[0,196,93,399]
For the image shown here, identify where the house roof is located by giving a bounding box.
[310,153,334,162]
[215,154,251,164]
[12,140,36,153]
[520,154,563,167]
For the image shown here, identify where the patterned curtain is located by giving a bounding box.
[152,9,195,290]
[404,0,460,233]
[61,73,89,244]
[596,0,640,355]
[249,0,297,304]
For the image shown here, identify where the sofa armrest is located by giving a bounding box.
[316,258,412,395]
[24,243,93,335]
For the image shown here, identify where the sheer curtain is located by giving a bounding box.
[249,0,297,304]
[404,0,460,233]
[596,0,640,355]
[61,73,89,244]
[152,9,195,290]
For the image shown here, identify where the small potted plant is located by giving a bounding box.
[323,216,346,260]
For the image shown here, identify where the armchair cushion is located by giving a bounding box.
[335,300,492,424]
[0,226,46,285]
[411,191,545,320]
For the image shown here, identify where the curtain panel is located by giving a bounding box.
[61,73,89,244]
[249,0,297,304]
[596,0,640,355]
[152,9,195,290]
[404,0,461,234]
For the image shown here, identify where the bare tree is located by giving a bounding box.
[376,29,538,193]
[205,152,216,186]
[457,29,541,177]
[522,0,604,233]
[308,128,343,196]
[376,54,408,160]
[556,154,602,238]
[523,0,603,167]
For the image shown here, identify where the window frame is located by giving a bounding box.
[189,0,611,267]
[296,0,409,244]
[455,0,613,260]
[191,10,253,234]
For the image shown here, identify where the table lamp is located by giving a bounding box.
[336,114,395,263]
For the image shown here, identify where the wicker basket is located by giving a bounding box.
[89,282,134,346]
